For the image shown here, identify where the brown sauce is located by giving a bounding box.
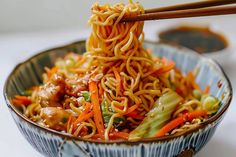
[159,25,228,54]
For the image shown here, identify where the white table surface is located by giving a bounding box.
[0,19,236,157]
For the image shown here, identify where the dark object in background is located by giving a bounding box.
[159,25,228,54]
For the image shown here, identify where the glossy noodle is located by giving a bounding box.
[12,1,220,141]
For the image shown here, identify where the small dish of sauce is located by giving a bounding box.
[158,25,228,54]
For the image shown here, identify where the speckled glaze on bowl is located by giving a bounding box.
[4,40,232,157]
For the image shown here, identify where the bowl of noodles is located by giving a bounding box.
[4,2,232,157]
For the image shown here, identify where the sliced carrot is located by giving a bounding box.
[146,48,153,54]
[175,86,184,96]
[188,71,200,90]
[153,58,175,75]
[72,111,94,130]
[204,85,210,94]
[89,81,105,136]
[15,95,32,103]
[161,57,168,64]
[79,127,89,137]
[124,104,140,115]
[98,83,104,96]
[159,61,175,74]
[186,110,208,121]
[110,132,129,140]
[12,95,32,106]
[47,66,58,78]
[78,111,94,123]
[156,116,185,137]
[12,99,24,106]
[156,110,208,137]
[73,126,89,136]
[91,134,102,140]
[126,110,145,120]
[72,102,92,131]
[112,67,121,96]
[83,102,92,112]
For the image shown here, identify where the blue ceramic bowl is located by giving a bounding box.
[4,40,232,157]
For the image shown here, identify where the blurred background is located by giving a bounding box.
[0,0,236,157]
[0,0,200,33]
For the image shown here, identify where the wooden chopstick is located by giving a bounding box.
[121,5,236,22]
[145,0,236,13]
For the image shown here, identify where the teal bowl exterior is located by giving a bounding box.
[4,40,232,157]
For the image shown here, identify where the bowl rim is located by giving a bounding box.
[3,40,233,144]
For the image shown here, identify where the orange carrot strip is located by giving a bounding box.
[83,102,92,113]
[124,104,140,115]
[204,85,210,94]
[79,111,94,123]
[158,60,175,74]
[72,103,92,130]
[91,134,102,140]
[146,48,153,54]
[144,59,175,77]
[156,116,186,137]
[126,111,145,120]
[12,99,24,106]
[161,57,168,64]
[98,83,104,96]
[73,111,94,130]
[156,110,208,137]
[110,132,129,140]
[15,95,32,103]
[186,110,208,121]
[47,66,58,78]
[188,71,200,90]
[13,95,32,106]
[153,58,175,75]
[89,81,105,136]
[175,86,184,96]
[112,67,121,96]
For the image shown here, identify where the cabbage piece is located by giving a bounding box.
[192,89,202,100]
[201,95,220,115]
[81,91,91,102]
[128,90,183,141]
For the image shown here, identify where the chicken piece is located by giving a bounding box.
[65,83,87,97]
[36,73,65,107]
[40,107,72,131]
[65,75,88,97]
